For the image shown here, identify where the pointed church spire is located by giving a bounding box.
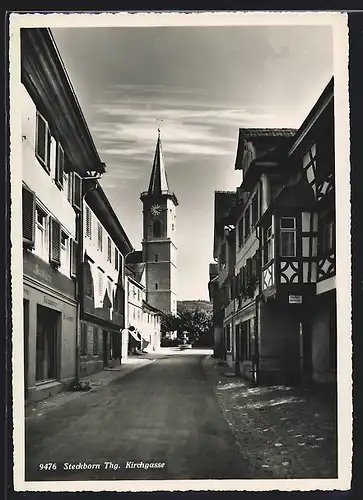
[148,127,170,194]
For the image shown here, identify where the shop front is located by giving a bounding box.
[23,251,77,404]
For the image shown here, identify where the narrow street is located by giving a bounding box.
[26,351,251,481]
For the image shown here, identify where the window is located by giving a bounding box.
[60,231,69,275]
[133,307,136,319]
[280,217,297,257]
[97,223,103,251]
[238,217,244,248]
[35,112,51,172]
[22,185,36,247]
[155,254,159,262]
[137,289,140,301]
[115,248,119,271]
[153,220,162,238]
[35,206,48,261]
[263,226,273,265]
[155,283,158,290]
[85,206,92,239]
[251,194,259,227]
[319,218,335,254]
[49,217,61,267]
[172,223,175,231]
[107,237,112,262]
[36,305,60,382]
[244,206,251,240]
[55,143,64,189]
[80,323,87,356]
[93,327,99,355]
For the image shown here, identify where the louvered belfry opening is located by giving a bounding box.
[22,185,36,247]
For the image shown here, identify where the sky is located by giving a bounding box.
[51,24,333,300]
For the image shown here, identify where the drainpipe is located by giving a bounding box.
[75,178,101,384]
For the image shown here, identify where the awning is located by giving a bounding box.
[129,329,142,342]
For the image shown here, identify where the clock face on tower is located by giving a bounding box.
[150,204,162,216]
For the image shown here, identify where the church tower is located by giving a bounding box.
[140,129,178,315]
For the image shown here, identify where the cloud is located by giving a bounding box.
[89,83,277,173]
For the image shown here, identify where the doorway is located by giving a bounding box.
[102,330,109,367]
[35,305,60,383]
[23,299,29,399]
[235,324,241,375]
[300,320,313,381]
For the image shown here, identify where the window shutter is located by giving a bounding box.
[55,143,64,189]
[246,258,252,286]
[252,255,257,277]
[72,172,82,210]
[49,217,61,267]
[22,185,35,247]
[234,274,239,298]
[70,239,78,278]
[67,170,73,203]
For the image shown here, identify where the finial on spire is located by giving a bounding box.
[156,118,163,138]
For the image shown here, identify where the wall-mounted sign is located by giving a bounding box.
[289,295,303,304]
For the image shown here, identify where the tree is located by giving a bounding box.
[161,306,213,345]
[161,313,180,337]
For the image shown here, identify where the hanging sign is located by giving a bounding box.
[289,295,303,304]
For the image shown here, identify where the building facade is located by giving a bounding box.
[140,130,178,315]
[125,253,162,354]
[21,28,105,402]
[80,190,133,377]
[209,78,336,386]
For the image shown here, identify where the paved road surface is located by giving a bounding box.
[26,351,251,481]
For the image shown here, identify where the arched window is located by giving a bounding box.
[153,220,162,238]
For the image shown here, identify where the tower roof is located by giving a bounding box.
[148,128,170,194]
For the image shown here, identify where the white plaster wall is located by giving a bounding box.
[21,84,76,238]
[83,201,124,314]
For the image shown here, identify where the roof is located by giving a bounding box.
[240,128,297,138]
[148,129,170,194]
[126,250,143,264]
[21,28,105,177]
[85,183,134,256]
[235,128,297,171]
[142,300,164,315]
[289,77,334,157]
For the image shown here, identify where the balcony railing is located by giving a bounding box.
[262,260,275,291]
